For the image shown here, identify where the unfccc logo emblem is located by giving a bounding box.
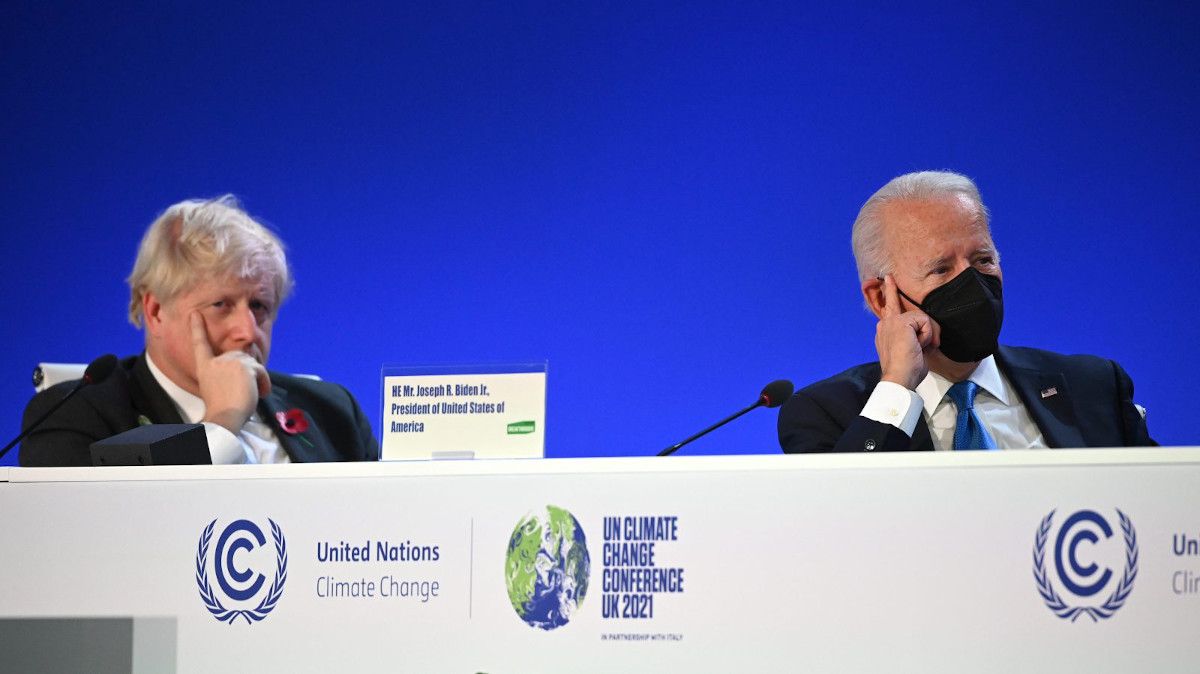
[1033,509,1137,621]
[196,519,288,624]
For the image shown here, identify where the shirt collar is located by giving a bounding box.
[914,354,1013,418]
[145,351,206,424]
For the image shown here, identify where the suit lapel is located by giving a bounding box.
[129,353,185,424]
[258,380,328,463]
[996,347,1085,449]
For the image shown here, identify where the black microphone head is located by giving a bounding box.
[759,379,794,408]
[82,354,119,386]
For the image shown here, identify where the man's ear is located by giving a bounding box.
[142,292,165,336]
[862,277,886,319]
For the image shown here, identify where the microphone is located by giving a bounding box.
[758,379,794,408]
[0,354,119,461]
[657,379,794,456]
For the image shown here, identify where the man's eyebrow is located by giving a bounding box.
[921,256,951,273]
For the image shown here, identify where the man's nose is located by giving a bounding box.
[947,259,971,278]
[226,304,258,345]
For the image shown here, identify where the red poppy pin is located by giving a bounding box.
[276,408,314,447]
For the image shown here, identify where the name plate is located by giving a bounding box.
[380,363,547,460]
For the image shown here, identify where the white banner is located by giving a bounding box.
[2,449,1199,672]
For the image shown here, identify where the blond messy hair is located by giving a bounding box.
[127,195,293,327]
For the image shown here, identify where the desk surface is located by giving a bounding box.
[5,445,1198,482]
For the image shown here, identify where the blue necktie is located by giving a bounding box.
[947,381,998,450]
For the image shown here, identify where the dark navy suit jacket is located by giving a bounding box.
[778,346,1155,453]
[20,353,378,466]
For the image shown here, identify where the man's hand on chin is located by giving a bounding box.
[875,275,940,391]
[191,312,271,435]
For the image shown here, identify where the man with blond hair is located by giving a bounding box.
[21,196,377,465]
[778,171,1154,453]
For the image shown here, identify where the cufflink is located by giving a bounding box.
[864,439,876,451]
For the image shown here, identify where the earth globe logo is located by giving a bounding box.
[504,506,591,630]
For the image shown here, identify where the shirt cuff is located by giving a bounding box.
[860,381,924,437]
[201,422,254,464]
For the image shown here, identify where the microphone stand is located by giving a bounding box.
[0,380,89,461]
[0,354,117,462]
[657,399,765,456]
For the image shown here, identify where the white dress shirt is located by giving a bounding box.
[145,353,292,464]
[860,355,1048,450]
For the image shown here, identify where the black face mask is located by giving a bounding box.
[895,268,1004,363]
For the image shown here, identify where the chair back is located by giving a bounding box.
[33,363,87,392]
[32,362,321,392]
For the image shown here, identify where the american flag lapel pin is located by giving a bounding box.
[1040,387,1058,399]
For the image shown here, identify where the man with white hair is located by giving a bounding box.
[778,171,1154,453]
[21,196,378,465]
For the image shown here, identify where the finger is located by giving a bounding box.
[190,312,214,362]
[911,314,936,350]
[221,351,272,398]
[250,361,272,398]
[881,275,902,317]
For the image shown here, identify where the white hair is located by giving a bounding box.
[850,170,993,283]
[127,195,293,327]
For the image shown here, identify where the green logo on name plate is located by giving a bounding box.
[507,421,535,435]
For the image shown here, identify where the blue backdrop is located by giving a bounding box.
[3,2,1197,464]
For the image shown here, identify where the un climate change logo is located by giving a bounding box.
[196,519,287,624]
[1033,509,1137,622]
[505,506,591,630]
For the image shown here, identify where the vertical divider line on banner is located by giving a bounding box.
[469,517,475,619]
